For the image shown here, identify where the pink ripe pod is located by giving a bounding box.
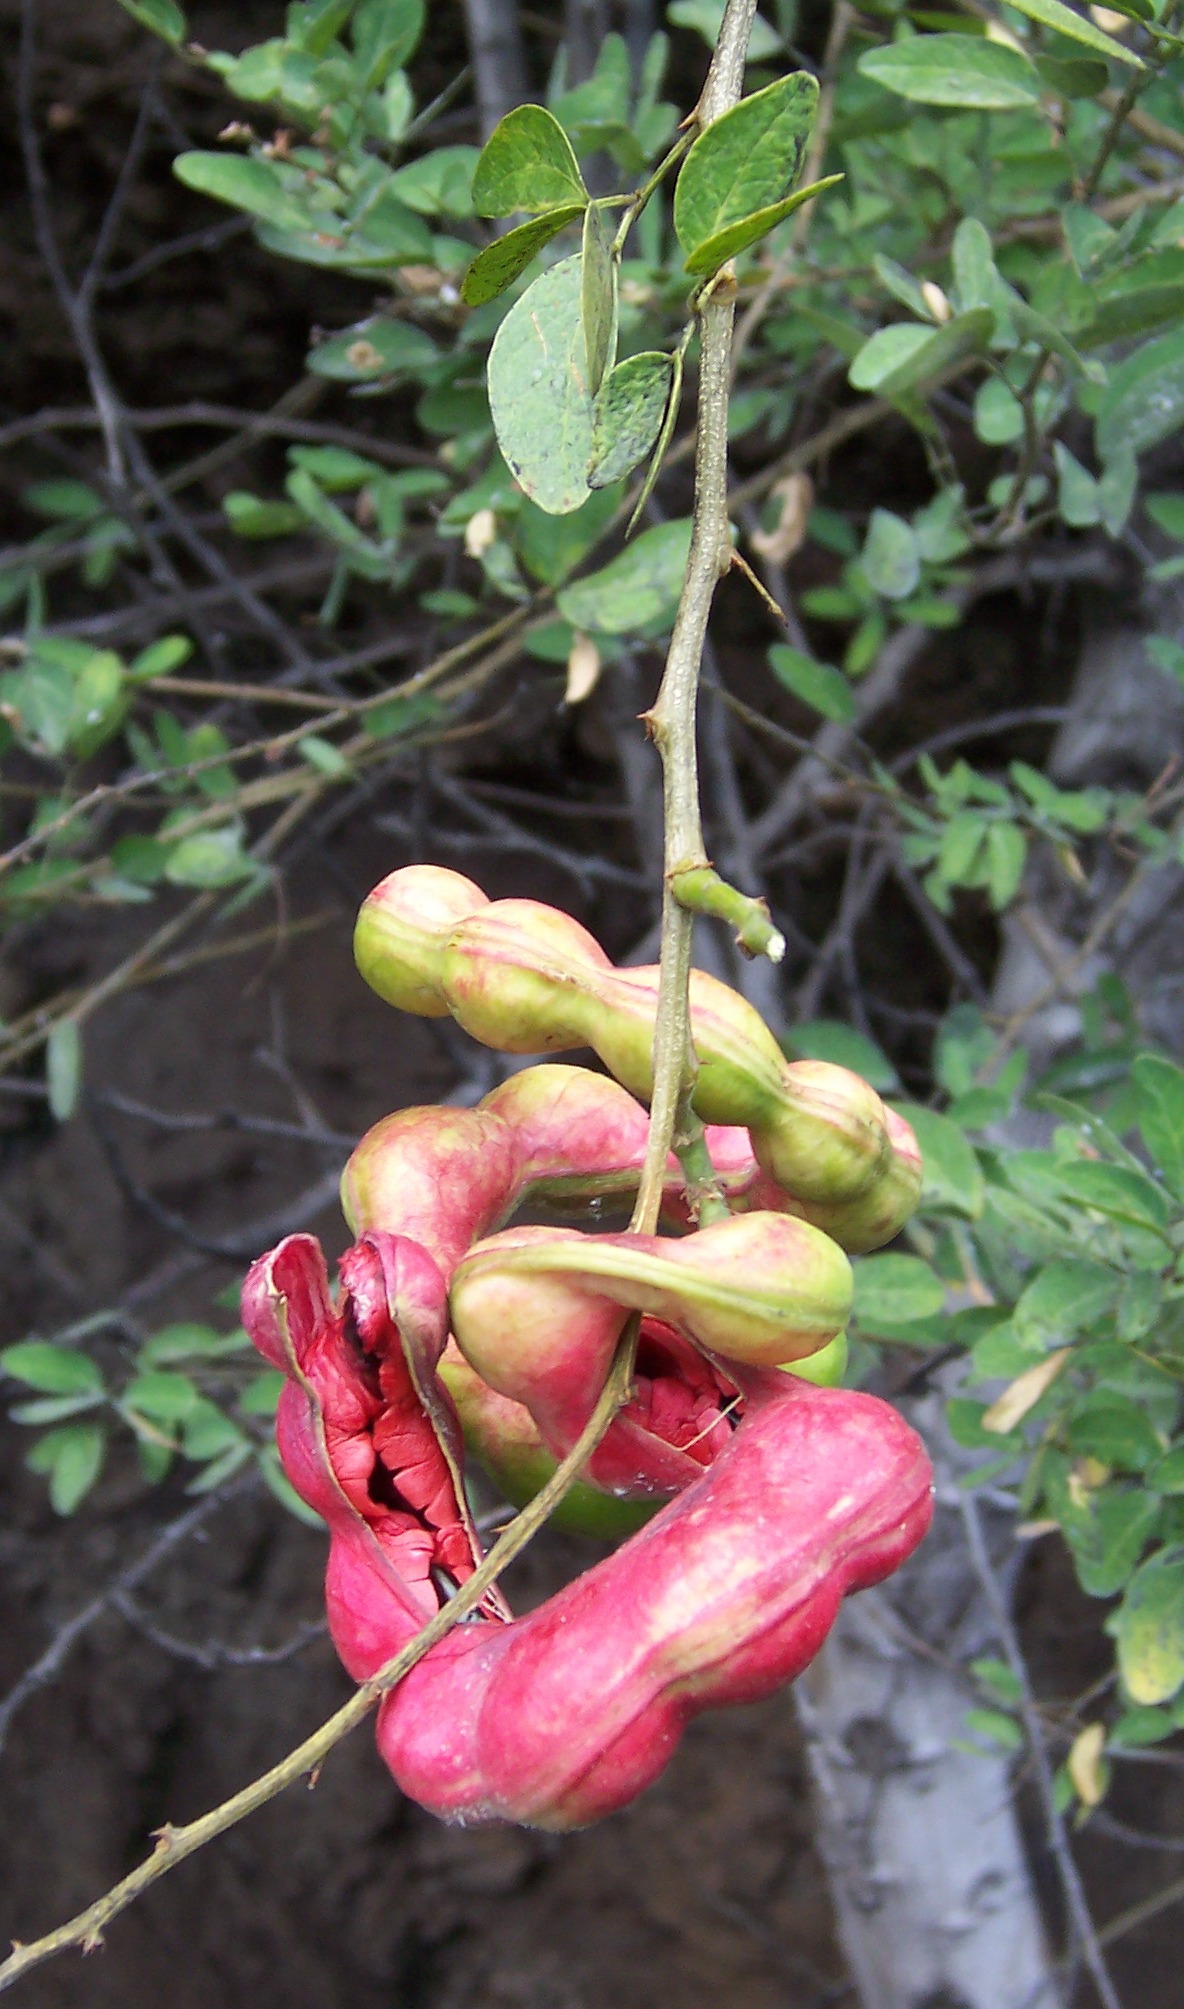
[243,1227,932,1830]
[376,1367,933,1828]
[448,1214,852,1495]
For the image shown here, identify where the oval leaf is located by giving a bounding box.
[1004,0,1141,66]
[589,351,674,488]
[862,509,920,600]
[1097,328,1184,462]
[487,256,594,515]
[850,309,994,397]
[174,152,311,232]
[461,205,585,307]
[683,174,843,277]
[859,36,1042,111]
[854,1254,945,1327]
[472,105,588,217]
[557,518,692,634]
[768,644,855,723]
[1,1342,103,1396]
[674,71,819,258]
[1107,1550,1184,1705]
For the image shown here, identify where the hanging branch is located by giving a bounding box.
[0,4,761,1989]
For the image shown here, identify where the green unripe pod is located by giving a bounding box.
[780,1330,848,1388]
[354,867,921,1224]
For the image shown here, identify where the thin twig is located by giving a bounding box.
[0,1321,640,1994]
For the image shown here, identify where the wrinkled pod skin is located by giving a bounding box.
[242,1230,933,1830]
[354,867,921,1242]
[342,1063,848,1513]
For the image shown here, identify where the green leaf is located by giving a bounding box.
[1141,638,1181,695]
[174,153,311,232]
[975,377,1025,446]
[786,1020,899,1090]
[589,351,674,489]
[288,446,382,491]
[1002,0,1141,65]
[1015,1258,1116,1347]
[625,344,685,532]
[1150,1448,1184,1496]
[682,175,843,278]
[123,1371,199,1424]
[1,1342,103,1396]
[24,479,105,522]
[181,1400,249,1462]
[1145,492,1184,540]
[129,635,192,681]
[895,1102,985,1216]
[1055,1161,1168,1233]
[1106,1549,1184,1704]
[971,1655,1024,1703]
[1111,1705,1178,1746]
[10,1393,104,1425]
[862,509,920,600]
[115,0,186,43]
[140,1322,250,1364]
[460,206,584,307]
[673,72,819,260]
[1063,1487,1159,1598]
[308,315,438,380]
[985,820,1026,909]
[353,0,425,82]
[471,105,588,218]
[223,492,305,539]
[515,489,620,586]
[854,1253,945,1326]
[1067,1395,1163,1473]
[964,1706,1024,1751]
[165,828,255,889]
[934,1003,996,1097]
[1034,51,1109,96]
[581,201,617,399]
[858,36,1041,111]
[27,1422,107,1515]
[239,1368,285,1417]
[46,1018,82,1122]
[557,518,692,634]
[389,146,478,219]
[487,256,594,516]
[1132,1052,1184,1197]
[1054,442,1102,527]
[768,644,855,723]
[849,309,993,398]
[1097,330,1184,462]
[297,733,353,778]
